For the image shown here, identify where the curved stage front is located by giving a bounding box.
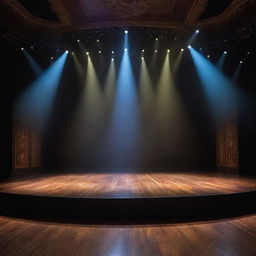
[0,172,256,222]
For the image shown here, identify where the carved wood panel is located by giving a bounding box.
[13,121,41,169]
[216,118,239,169]
[29,129,41,168]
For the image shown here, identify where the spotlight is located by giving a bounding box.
[51,56,53,59]
[112,51,114,54]
[188,45,191,49]
[99,50,101,54]
[111,58,114,62]
[155,50,157,53]
[247,51,250,55]
[142,49,145,52]
[124,48,128,52]
[141,57,144,60]
[97,39,100,42]
[86,51,89,55]
[65,50,69,53]
[124,30,128,34]
[196,29,199,34]
[224,51,227,54]
[181,48,184,52]
[21,47,24,51]
[240,60,243,64]
[167,49,170,53]
[77,39,80,42]
[207,55,210,58]
[30,46,34,50]
[156,38,158,41]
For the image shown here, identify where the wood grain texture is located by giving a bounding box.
[0,214,256,256]
[1,173,256,198]
[217,117,239,169]
[13,121,41,169]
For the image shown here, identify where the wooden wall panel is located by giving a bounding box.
[13,121,41,169]
[216,118,239,169]
[13,122,30,169]
[29,129,41,168]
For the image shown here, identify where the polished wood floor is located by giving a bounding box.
[0,214,256,256]
[1,172,256,198]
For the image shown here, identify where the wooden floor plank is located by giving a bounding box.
[0,172,256,198]
[0,215,256,256]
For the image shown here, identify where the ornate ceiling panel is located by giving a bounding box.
[0,0,255,44]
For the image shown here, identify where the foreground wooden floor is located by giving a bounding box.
[0,214,256,256]
[1,172,256,198]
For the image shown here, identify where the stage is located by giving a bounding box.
[0,172,256,222]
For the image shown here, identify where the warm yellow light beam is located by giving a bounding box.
[103,59,117,111]
[173,50,184,75]
[77,41,87,52]
[155,52,190,141]
[72,52,85,82]
[67,55,104,161]
[139,57,154,113]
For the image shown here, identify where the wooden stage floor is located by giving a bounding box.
[1,172,256,198]
[1,214,256,256]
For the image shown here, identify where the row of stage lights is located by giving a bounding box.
[21,47,246,64]
[20,30,250,64]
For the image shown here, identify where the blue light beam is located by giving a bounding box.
[22,49,42,75]
[14,51,68,129]
[189,47,239,122]
[104,33,141,166]
[216,52,226,70]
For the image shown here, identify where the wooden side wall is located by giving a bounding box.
[216,117,239,169]
[13,121,41,169]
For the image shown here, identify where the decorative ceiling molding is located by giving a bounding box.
[71,20,183,32]
[0,0,62,29]
[0,0,255,44]
[185,0,208,25]
[196,0,253,26]
[49,0,73,25]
